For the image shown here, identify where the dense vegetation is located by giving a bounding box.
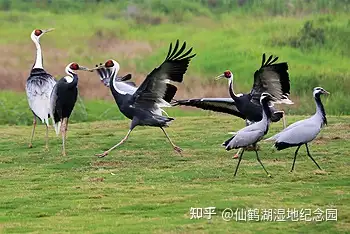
[0,0,349,125]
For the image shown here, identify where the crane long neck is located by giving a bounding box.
[261,98,272,122]
[314,94,327,125]
[66,70,78,88]
[32,38,44,69]
[228,76,239,101]
[109,68,118,94]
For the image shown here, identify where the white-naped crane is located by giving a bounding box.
[90,40,195,158]
[50,62,91,156]
[266,87,329,172]
[224,92,275,177]
[173,54,293,158]
[25,28,56,149]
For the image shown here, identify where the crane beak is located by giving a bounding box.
[43,28,55,33]
[89,64,105,72]
[323,90,330,95]
[215,74,225,80]
[78,66,92,72]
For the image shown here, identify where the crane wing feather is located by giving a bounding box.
[250,54,292,105]
[26,72,56,126]
[132,40,195,109]
[172,98,245,119]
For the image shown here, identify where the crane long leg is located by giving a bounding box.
[255,149,271,177]
[290,145,301,172]
[95,129,132,158]
[45,124,49,150]
[160,127,183,155]
[234,149,245,176]
[282,111,287,129]
[29,115,37,148]
[61,118,68,156]
[305,143,322,170]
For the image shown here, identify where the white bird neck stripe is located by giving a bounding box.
[111,67,128,95]
[32,38,43,69]
[64,75,74,83]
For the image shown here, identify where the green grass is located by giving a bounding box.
[0,115,349,233]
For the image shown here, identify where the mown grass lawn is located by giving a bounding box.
[0,115,349,233]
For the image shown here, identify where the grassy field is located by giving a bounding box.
[0,115,349,233]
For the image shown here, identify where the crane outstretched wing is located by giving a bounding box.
[250,54,292,105]
[132,40,195,109]
[172,98,245,119]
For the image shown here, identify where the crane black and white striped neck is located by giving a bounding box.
[313,87,328,126]
[25,28,56,149]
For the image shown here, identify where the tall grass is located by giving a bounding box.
[0,0,349,125]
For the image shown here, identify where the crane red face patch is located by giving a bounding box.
[105,60,114,68]
[224,70,231,78]
[34,29,42,36]
[70,63,79,70]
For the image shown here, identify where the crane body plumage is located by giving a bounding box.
[92,40,195,157]
[266,87,329,171]
[172,54,292,124]
[25,28,56,149]
[223,92,274,176]
[50,63,90,156]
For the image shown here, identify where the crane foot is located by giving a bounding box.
[96,151,109,158]
[28,144,33,148]
[267,174,272,178]
[173,146,183,154]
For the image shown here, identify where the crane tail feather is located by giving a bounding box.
[53,121,61,136]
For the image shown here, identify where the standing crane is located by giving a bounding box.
[266,87,329,172]
[173,54,293,158]
[25,28,56,149]
[50,62,91,156]
[224,92,275,177]
[90,40,195,157]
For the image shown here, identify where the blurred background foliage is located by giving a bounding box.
[0,0,349,124]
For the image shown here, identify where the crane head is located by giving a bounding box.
[30,28,54,42]
[89,59,121,86]
[65,62,91,75]
[313,87,330,96]
[215,70,233,80]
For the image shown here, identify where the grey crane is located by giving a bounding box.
[266,87,329,172]
[25,28,56,149]
[50,62,91,156]
[223,92,275,177]
[90,40,195,157]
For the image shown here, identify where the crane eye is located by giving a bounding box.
[105,60,114,68]
[224,70,231,78]
[34,29,42,36]
[70,63,79,70]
